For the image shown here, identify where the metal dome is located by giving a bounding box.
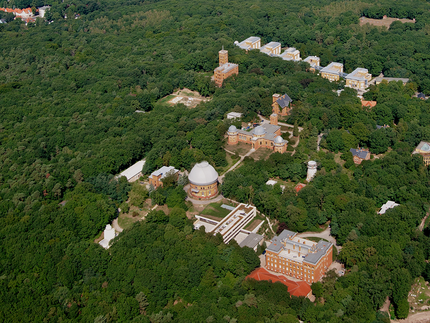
[188,161,219,186]
[274,136,283,144]
[228,125,237,132]
[253,126,266,135]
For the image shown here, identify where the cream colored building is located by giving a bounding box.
[235,37,261,50]
[260,42,282,56]
[320,62,343,82]
[345,68,372,90]
[303,56,320,71]
[412,141,430,166]
[278,47,301,61]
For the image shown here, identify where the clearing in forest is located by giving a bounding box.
[164,88,211,108]
[359,16,415,28]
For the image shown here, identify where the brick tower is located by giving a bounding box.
[270,113,278,125]
[219,46,228,66]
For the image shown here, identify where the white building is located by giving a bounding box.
[38,6,51,18]
[117,160,145,182]
[306,161,317,182]
[227,112,243,119]
[378,201,400,215]
[99,224,117,249]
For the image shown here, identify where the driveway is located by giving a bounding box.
[296,226,341,252]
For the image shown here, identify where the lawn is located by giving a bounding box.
[157,95,175,104]
[250,147,273,160]
[200,201,234,219]
[224,142,252,156]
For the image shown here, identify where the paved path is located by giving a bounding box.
[296,226,341,252]
[317,133,323,152]
[219,148,254,183]
[112,218,123,233]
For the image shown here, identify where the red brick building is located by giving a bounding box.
[265,230,333,284]
[214,48,238,87]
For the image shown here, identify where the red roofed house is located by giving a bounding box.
[361,99,377,108]
[246,268,312,298]
[294,183,306,193]
[0,7,34,19]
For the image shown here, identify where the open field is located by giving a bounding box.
[225,142,251,156]
[250,147,273,161]
[359,16,415,28]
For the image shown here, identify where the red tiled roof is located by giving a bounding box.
[246,268,312,297]
[361,100,377,108]
[295,183,306,193]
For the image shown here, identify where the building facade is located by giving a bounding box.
[345,68,372,90]
[413,141,430,166]
[265,230,333,284]
[214,48,239,87]
[272,93,293,116]
[279,47,301,61]
[303,56,320,71]
[227,116,287,153]
[260,42,281,56]
[235,37,261,50]
[320,62,344,82]
[188,161,219,199]
[148,166,179,188]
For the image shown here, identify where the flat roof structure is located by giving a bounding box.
[278,48,301,61]
[235,36,261,50]
[215,62,238,74]
[227,112,243,119]
[303,56,320,66]
[150,166,179,179]
[378,201,400,214]
[320,62,343,75]
[239,233,264,249]
[374,77,409,84]
[346,68,370,81]
[118,160,145,182]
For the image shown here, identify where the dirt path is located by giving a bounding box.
[258,115,303,131]
[419,214,429,231]
[112,218,123,233]
[393,311,430,323]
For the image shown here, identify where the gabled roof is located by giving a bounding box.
[350,148,370,159]
[361,100,377,108]
[276,94,292,108]
[246,268,311,297]
[150,166,179,179]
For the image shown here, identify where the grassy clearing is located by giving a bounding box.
[200,202,233,219]
[225,142,251,156]
[118,213,139,230]
[250,147,273,161]
[158,95,175,104]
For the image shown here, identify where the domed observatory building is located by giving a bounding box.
[188,161,219,199]
[226,114,287,153]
